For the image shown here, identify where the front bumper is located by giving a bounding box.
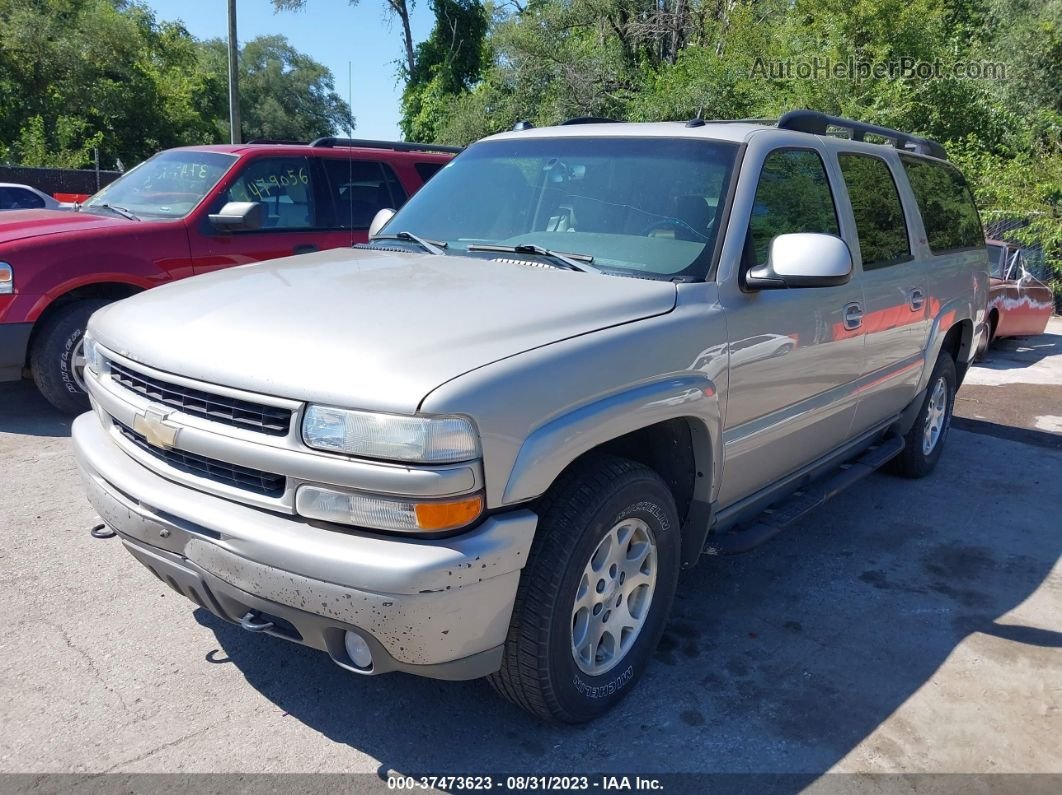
[0,321,31,381]
[73,412,536,680]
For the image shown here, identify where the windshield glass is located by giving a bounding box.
[987,243,1006,278]
[83,150,237,219]
[382,136,739,280]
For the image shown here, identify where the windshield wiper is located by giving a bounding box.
[466,243,599,273]
[93,203,140,221]
[372,231,447,255]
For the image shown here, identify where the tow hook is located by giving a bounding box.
[239,611,275,633]
[90,522,116,539]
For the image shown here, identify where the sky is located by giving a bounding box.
[144,0,435,140]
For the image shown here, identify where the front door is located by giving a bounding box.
[716,146,865,508]
[189,155,351,274]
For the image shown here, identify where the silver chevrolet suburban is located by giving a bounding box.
[73,111,989,722]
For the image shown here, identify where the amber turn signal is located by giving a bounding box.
[414,494,485,531]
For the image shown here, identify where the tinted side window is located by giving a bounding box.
[838,154,911,270]
[749,149,839,266]
[900,156,983,253]
[319,159,406,229]
[415,162,446,182]
[224,157,314,230]
[0,187,45,209]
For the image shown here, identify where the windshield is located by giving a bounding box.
[382,136,739,280]
[987,243,1006,278]
[83,150,237,219]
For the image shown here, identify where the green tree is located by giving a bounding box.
[198,35,354,142]
[400,0,488,141]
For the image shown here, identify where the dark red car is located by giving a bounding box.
[982,238,1055,352]
[0,138,457,411]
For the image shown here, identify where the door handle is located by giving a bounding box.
[843,302,863,331]
[909,288,926,311]
[293,244,318,255]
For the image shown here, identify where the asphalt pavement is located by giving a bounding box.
[1,322,1059,789]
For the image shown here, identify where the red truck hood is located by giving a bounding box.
[0,209,126,244]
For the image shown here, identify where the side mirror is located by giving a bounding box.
[208,201,264,232]
[744,233,853,290]
[368,208,396,239]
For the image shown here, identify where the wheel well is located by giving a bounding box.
[559,418,701,527]
[25,283,141,367]
[940,320,973,385]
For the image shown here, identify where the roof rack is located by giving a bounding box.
[560,117,619,125]
[777,110,947,160]
[245,138,306,145]
[308,137,462,154]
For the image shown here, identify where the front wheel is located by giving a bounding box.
[30,299,109,414]
[890,354,957,478]
[488,455,680,722]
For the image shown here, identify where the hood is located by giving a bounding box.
[0,209,126,244]
[91,248,677,412]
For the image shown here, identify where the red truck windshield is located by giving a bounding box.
[82,150,237,220]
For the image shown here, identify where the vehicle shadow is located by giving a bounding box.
[980,329,1061,370]
[0,381,73,437]
[197,436,1062,784]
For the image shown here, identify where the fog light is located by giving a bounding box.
[344,631,373,669]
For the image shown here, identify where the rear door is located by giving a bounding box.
[188,155,350,274]
[716,145,866,507]
[316,156,408,245]
[835,151,925,425]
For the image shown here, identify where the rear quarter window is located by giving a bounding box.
[899,156,983,253]
[414,162,446,182]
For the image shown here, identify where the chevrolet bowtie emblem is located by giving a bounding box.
[132,406,180,450]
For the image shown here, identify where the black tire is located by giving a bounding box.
[488,454,681,723]
[890,354,957,478]
[30,299,109,414]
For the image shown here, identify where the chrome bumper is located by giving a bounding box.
[73,412,536,679]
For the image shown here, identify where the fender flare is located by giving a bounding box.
[919,296,975,392]
[501,375,723,510]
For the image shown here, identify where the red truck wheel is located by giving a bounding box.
[30,300,109,414]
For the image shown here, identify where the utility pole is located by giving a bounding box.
[227,0,241,144]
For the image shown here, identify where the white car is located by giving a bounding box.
[0,183,73,211]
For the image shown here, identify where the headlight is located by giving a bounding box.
[82,332,102,374]
[296,485,484,533]
[302,405,479,463]
[0,262,12,295]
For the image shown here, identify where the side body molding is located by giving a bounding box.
[502,375,722,506]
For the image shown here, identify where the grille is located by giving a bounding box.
[114,421,286,498]
[109,361,292,436]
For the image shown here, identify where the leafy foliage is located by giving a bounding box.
[0,0,351,168]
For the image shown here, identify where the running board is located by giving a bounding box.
[703,435,905,556]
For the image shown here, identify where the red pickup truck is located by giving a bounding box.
[0,138,457,411]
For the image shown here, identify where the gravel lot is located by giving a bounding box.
[1,321,1060,788]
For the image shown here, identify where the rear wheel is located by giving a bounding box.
[30,300,109,414]
[488,455,680,723]
[890,354,957,478]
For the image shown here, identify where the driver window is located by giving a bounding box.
[748,149,839,266]
[223,157,314,230]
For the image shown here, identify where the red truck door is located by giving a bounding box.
[188,155,352,274]
[314,156,409,245]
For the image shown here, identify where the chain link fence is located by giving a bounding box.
[0,164,121,200]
